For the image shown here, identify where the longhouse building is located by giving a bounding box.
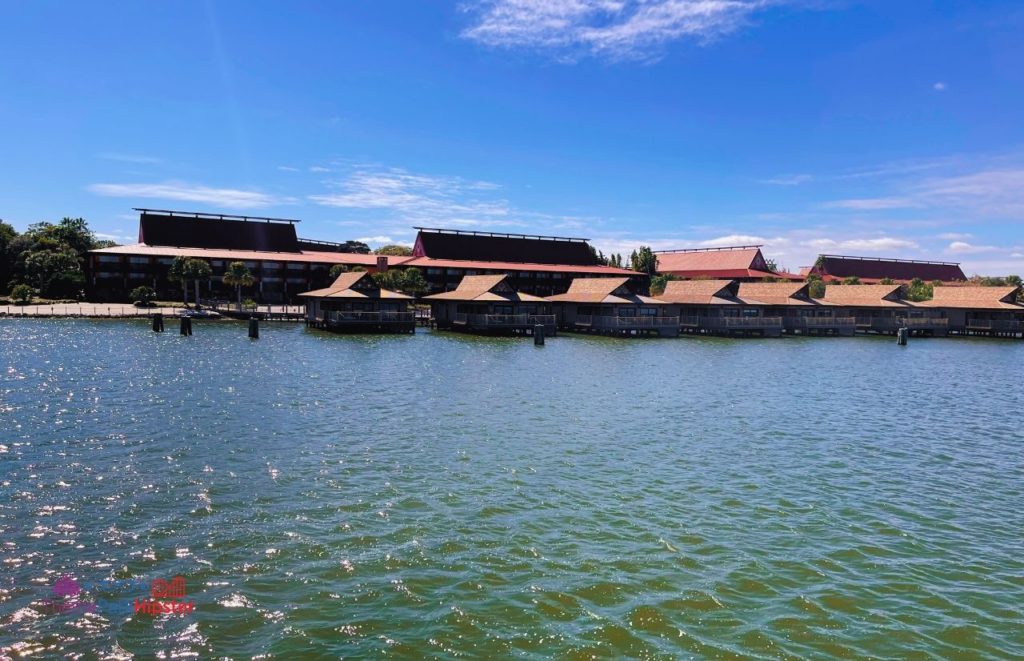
[802,255,966,283]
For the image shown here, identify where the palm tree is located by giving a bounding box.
[222,261,255,310]
[187,259,213,307]
[168,256,190,305]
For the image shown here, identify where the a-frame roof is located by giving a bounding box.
[298,270,411,300]
[423,274,547,303]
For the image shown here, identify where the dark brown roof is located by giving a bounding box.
[918,285,1024,310]
[412,228,599,266]
[423,274,546,303]
[811,255,966,282]
[139,211,301,252]
[298,271,411,300]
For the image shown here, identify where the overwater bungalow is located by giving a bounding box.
[547,277,679,337]
[424,274,555,335]
[737,282,852,336]
[818,284,948,336]
[917,286,1024,338]
[654,280,748,335]
[299,271,415,333]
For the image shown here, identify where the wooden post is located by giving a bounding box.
[152,313,164,332]
[897,326,908,345]
[248,315,259,339]
[534,324,545,346]
[180,316,192,336]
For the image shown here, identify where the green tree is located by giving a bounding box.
[399,267,428,295]
[842,276,861,285]
[376,244,413,256]
[627,246,657,275]
[879,277,895,285]
[10,284,33,305]
[340,240,371,254]
[130,285,156,306]
[222,261,255,310]
[168,256,191,305]
[187,259,212,306]
[328,264,349,279]
[649,274,679,296]
[904,277,933,302]
[806,274,826,299]
[0,221,17,293]
[1006,275,1022,286]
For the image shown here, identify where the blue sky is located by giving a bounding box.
[1,0,1022,275]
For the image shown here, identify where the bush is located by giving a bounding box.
[242,298,258,311]
[10,284,33,305]
[130,286,157,307]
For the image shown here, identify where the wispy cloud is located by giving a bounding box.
[805,236,919,252]
[460,0,791,61]
[758,174,812,186]
[933,81,947,92]
[277,165,300,172]
[310,167,518,228]
[938,232,972,240]
[309,166,331,173]
[355,235,394,244]
[88,181,290,209]
[824,197,918,210]
[946,241,1000,255]
[98,152,162,165]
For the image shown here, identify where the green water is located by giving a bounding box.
[1,320,1022,658]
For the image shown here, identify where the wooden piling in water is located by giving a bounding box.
[534,324,545,346]
[180,316,192,336]
[249,316,259,339]
[897,327,908,345]
[152,313,164,332]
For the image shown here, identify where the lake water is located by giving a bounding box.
[1,320,1022,658]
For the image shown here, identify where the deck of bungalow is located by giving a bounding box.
[426,274,556,336]
[299,271,415,334]
[547,277,679,337]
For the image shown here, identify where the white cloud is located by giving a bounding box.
[310,167,516,227]
[277,166,300,172]
[913,168,1024,216]
[309,166,330,173]
[938,232,972,240]
[461,0,787,61]
[758,174,812,186]
[698,234,767,247]
[355,235,394,244]
[824,197,918,210]
[1012,253,1024,259]
[805,237,919,252]
[88,181,288,209]
[933,82,946,91]
[946,241,1000,255]
[98,152,162,165]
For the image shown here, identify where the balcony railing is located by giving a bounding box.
[453,313,555,327]
[324,311,414,323]
[575,315,680,329]
[966,319,1023,332]
[700,316,783,329]
[797,316,856,329]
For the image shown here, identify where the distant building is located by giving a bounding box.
[803,255,966,283]
[88,214,638,302]
[654,245,800,281]
[401,228,639,296]
[424,274,554,335]
[88,210,402,303]
[300,271,414,334]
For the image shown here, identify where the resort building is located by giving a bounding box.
[547,277,678,336]
[818,284,948,336]
[300,271,414,333]
[736,281,851,335]
[400,228,639,296]
[88,209,402,303]
[654,245,801,281]
[424,274,555,335]
[88,213,639,303]
[802,254,966,283]
[917,286,1024,337]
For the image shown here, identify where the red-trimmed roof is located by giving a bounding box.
[402,256,638,276]
[89,244,411,267]
[655,247,799,280]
